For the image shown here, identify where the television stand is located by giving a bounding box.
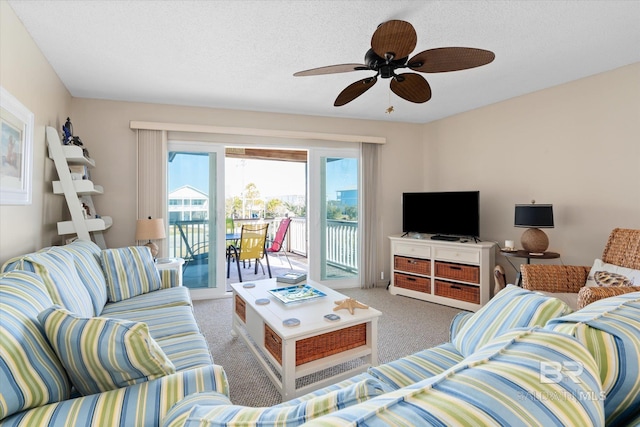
[389,234,495,311]
[431,235,460,242]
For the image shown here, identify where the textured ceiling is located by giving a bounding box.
[8,1,640,124]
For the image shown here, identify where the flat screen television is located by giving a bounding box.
[402,191,480,239]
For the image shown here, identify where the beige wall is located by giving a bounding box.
[424,63,640,283]
[0,1,71,261]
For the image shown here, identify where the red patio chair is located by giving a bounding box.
[266,217,292,269]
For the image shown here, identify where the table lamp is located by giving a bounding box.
[514,203,554,253]
[135,216,166,259]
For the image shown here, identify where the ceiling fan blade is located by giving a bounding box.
[334,77,378,106]
[390,73,431,104]
[371,20,417,60]
[408,47,495,73]
[293,63,368,77]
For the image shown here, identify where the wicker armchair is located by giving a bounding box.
[521,228,640,309]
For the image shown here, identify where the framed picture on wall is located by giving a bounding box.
[1,86,34,205]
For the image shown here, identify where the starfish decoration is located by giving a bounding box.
[333,298,369,315]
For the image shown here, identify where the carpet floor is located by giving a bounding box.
[192,287,463,407]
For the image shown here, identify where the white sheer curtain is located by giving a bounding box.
[136,129,168,256]
[361,142,380,289]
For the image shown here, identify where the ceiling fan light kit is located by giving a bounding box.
[294,20,495,107]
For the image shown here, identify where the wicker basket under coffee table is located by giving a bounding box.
[231,278,381,400]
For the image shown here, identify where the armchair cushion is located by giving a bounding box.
[453,284,572,357]
[38,305,175,396]
[101,246,163,302]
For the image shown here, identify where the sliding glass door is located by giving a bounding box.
[167,141,226,297]
[308,148,360,288]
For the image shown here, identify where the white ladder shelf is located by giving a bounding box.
[46,126,111,248]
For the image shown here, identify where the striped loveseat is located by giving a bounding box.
[0,240,228,426]
[160,287,640,427]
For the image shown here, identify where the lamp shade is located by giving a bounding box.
[514,204,554,228]
[135,217,166,241]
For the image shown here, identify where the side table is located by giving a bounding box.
[156,257,185,286]
[500,250,561,286]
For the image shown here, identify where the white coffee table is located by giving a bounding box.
[231,278,381,400]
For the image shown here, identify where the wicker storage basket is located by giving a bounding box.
[434,280,480,304]
[234,295,246,323]
[394,256,430,275]
[394,272,430,293]
[264,323,283,364]
[434,261,479,284]
[265,323,367,367]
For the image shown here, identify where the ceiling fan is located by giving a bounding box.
[293,20,495,107]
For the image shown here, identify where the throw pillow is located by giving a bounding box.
[38,305,175,396]
[0,271,71,421]
[23,249,95,318]
[585,258,640,287]
[53,239,108,315]
[453,284,572,357]
[101,246,163,302]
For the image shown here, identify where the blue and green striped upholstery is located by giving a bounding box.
[367,342,464,390]
[0,271,71,421]
[304,328,604,427]
[50,240,108,316]
[453,284,572,357]
[109,305,202,340]
[100,246,163,302]
[156,333,214,371]
[546,292,640,426]
[174,378,388,427]
[159,267,181,288]
[9,250,94,318]
[100,286,192,316]
[0,365,229,427]
[448,310,472,341]
[272,373,389,408]
[162,391,232,427]
[38,306,176,396]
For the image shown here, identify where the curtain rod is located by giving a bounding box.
[129,121,386,144]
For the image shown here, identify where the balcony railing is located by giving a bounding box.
[168,217,358,273]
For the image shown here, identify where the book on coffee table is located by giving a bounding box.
[269,284,326,305]
[276,272,306,284]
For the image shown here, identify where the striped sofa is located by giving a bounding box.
[0,240,228,426]
[161,287,640,427]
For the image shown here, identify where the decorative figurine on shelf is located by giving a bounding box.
[62,117,73,145]
[61,117,84,147]
[333,298,369,315]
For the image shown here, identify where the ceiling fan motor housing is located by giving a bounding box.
[365,48,407,78]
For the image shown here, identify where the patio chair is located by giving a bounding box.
[227,223,271,282]
[266,217,292,269]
